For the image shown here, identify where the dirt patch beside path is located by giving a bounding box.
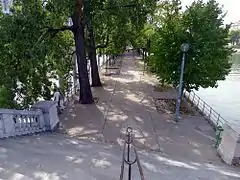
[155,98,197,115]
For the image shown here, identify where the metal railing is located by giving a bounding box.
[105,54,122,76]
[120,127,145,180]
[184,90,227,128]
[64,82,78,102]
[184,90,227,147]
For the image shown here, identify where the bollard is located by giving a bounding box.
[119,127,145,180]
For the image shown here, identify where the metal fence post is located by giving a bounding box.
[192,93,195,106]
[197,97,200,107]
[126,128,132,180]
[209,107,212,119]
[119,127,144,180]
[216,114,220,126]
[202,102,206,112]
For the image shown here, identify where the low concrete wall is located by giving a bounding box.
[184,90,240,165]
[218,123,240,165]
[32,101,59,131]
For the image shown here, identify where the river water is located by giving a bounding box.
[195,53,240,125]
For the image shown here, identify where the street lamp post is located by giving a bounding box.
[175,43,190,122]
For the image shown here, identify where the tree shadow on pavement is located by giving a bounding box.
[0,53,239,180]
[0,132,239,180]
[58,54,240,179]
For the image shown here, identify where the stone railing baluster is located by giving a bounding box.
[0,101,59,139]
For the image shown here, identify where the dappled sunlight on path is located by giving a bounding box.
[0,133,239,179]
[58,52,240,179]
[0,53,239,180]
[60,53,160,149]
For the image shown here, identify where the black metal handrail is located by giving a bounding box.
[184,90,227,128]
[119,127,145,180]
[183,90,230,148]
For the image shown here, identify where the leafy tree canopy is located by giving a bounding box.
[0,0,157,108]
[0,0,74,108]
[149,0,233,91]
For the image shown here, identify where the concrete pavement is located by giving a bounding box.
[58,53,240,179]
[0,132,240,180]
[0,53,240,179]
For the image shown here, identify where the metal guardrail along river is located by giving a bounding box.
[184,90,227,147]
[120,127,145,180]
[184,90,227,128]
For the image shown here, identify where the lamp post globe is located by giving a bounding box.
[180,43,190,53]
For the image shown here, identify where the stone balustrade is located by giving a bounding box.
[0,101,59,139]
[0,54,110,139]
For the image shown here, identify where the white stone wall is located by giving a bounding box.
[0,101,59,139]
[31,101,59,131]
[0,108,45,138]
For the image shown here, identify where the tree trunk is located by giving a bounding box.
[87,0,102,87]
[142,49,145,60]
[73,25,93,104]
[89,31,102,86]
[71,0,93,104]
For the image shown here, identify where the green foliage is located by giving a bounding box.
[149,0,233,91]
[0,0,232,108]
[0,0,74,108]
[131,23,155,50]
[93,0,156,54]
[0,85,17,109]
[0,0,157,108]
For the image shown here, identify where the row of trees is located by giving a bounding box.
[0,0,156,108]
[0,0,234,109]
[134,0,233,92]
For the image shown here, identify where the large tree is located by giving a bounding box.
[0,0,94,106]
[149,0,233,91]
[0,0,157,108]
[0,0,75,108]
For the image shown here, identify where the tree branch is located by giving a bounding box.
[96,35,109,49]
[71,51,76,55]
[47,25,74,38]
[98,4,137,11]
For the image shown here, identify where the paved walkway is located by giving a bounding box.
[0,132,239,180]
[60,53,215,152]
[61,53,166,150]
[58,52,240,179]
[0,53,239,180]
